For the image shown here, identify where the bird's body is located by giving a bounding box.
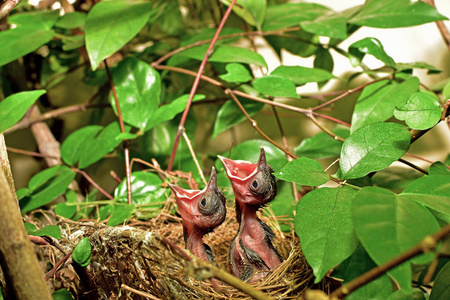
[219,148,282,282]
[169,167,226,262]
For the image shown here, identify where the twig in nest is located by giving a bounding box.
[121,284,162,300]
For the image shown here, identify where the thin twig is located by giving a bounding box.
[73,168,114,200]
[423,0,450,50]
[330,224,450,299]
[6,147,59,159]
[45,251,72,281]
[398,158,428,175]
[182,131,207,185]
[311,76,392,111]
[121,284,161,300]
[306,111,345,142]
[226,91,297,158]
[104,60,132,205]
[167,0,237,172]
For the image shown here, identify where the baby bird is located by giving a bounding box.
[169,167,226,262]
[218,148,282,282]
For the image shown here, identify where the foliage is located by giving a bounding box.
[1,0,450,299]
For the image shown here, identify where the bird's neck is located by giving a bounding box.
[185,231,209,261]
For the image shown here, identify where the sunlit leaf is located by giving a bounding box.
[85,1,155,70]
[295,187,358,283]
[351,77,419,133]
[252,75,299,98]
[114,172,165,205]
[55,12,86,29]
[349,37,395,68]
[294,127,350,159]
[72,237,91,267]
[271,65,336,86]
[219,63,253,83]
[263,2,329,31]
[429,162,450,176]
[301,12,347,40]
[9,10,59,30]
[400,175,450,215]
[349,0,448,28]
[394,92,442,130]
[353,187,440,291]
[61,126,102,166]
[276,157,329,186]
[111,57,161,131]
[340,122,411,179]
[0,90,46,133]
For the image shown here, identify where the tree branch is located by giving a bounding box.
[0,0,20,20]
[330,224,450,299]
[166,0,237,172]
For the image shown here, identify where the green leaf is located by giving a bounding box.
[252,75,299,98]
[213,97,264,139]
[429,162,450,176]
[269,181,296,232]
[114,172,165,205]
[177,45,267,68]
[144,94,205,131]
[276,157,329,186]
[388,289,426,300]
[219,63,253,83]
[108,204,135,226]
[0,90,46,133]
[20,166,76,213]
[262,2,329,31]
[349,37,396,68]
[394,92,442,130]
[301,12,348,40]
[400,175,450,215]
[396,62,442,74]
[0,27,53,67]
[340,122,411,179]
[333,245,393,300]
[271,65,336,86]
[294,127,350,159]
[314,47,334,73]
[430,261,450,300]
[221,0,266,29]
[53,289,74,300]
[443,80,450,100]
[55,12,86,29]
[25,223,61,239]
[72,237,91,267]
[155,1,183,35]
[351,77,420,133]
[295,187,358,283]
[265,30,319,58]
[61,126,102,166]
[78,122,127,168]
[352,187,440,291]
[111,57,161,131]
[215,139,287,172]
[85,1,154,70]
[349,0,448,29]
[9,10,59,30]
[55,190,78,219]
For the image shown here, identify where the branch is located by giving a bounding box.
[330,224,450,299]
[423,0,450,50]
[0,134,17,206]
[104,60,132,205]
[0,0,20,20]
[73,168,114,200]
[166,0,237,172]
[182,131,207,185]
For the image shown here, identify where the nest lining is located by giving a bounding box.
[33,205,326,299]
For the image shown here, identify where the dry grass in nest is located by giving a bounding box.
[35,202,330,299]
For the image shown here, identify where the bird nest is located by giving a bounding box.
[32,205,331,299]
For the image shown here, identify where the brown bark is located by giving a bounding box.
[0,167,52,299]
[0,134,17,206]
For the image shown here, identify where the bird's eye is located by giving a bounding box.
[252,180,258,189]
[200,197,207,207]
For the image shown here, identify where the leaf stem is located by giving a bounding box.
[330,224,450,299]
[73,168,114,200]
[182,131,207,185]
[104,60,133,205]
[166,0,237,172]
